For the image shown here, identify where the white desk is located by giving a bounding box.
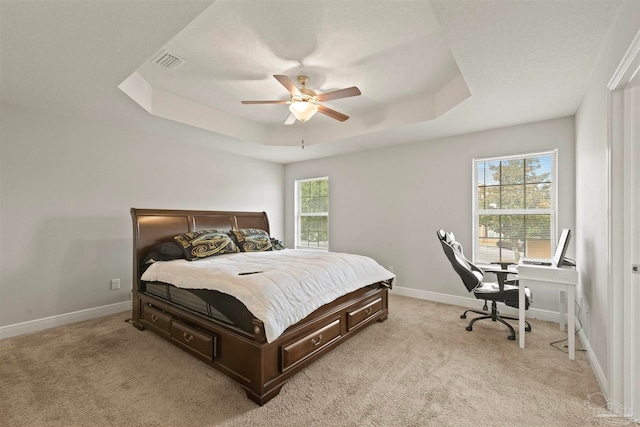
[517,264,579,360]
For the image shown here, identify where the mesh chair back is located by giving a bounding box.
[437,229,483,293]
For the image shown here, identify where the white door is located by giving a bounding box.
[627,81,639,423]
[608,31,640,422]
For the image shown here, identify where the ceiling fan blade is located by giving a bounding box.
[273,75,301,96]
[241,100,289,104]
[317,105,349,122]
[317,86,361,102]
[284,113,296,125]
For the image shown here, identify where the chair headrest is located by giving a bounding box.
[437,229,456,245]
[446,231,455,245]
[436,229,482,293]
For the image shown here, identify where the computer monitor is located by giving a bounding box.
[552,228,571,267]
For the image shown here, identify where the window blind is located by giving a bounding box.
[473,150,557,264]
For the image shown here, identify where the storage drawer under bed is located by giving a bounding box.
[141,304,172,335]
[347,297,383,332]
[141,302,217,361]
[172,321,216,360]
[280,318,342,372]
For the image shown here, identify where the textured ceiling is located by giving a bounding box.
[120,1,470,149]
[0,0,624,164]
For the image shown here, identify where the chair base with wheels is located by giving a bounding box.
[461,300,531,341]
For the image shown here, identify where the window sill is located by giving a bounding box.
[295,246,329,252]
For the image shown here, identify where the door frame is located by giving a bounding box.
[607,29,640,421]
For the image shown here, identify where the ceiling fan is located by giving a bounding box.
[241,75,361,125]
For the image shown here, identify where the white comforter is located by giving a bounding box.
[141,249,395,342]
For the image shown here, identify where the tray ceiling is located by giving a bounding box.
[1,0,624,163]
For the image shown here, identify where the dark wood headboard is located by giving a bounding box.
[130,208,270,290]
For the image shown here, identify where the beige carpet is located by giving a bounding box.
[0,295,618,426]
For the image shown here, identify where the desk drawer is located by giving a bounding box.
[141,305,172,335]
[347,298,382,332]
[281,319,341,372]
[172,321,215,360]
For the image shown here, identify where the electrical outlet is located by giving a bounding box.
[110,279,120,290]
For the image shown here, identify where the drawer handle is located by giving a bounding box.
[183,332,194,343]
[150,314,159,323]
[364,307,372,316]
[311,334,323,346]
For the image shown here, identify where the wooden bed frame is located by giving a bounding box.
[131,208,389,405]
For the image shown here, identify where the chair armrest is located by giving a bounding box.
[480,266,517,290]
[492,270,511,288]
[491,261,516,270]
[480,265,517,275]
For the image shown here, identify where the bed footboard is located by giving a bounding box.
[134,284,388,405]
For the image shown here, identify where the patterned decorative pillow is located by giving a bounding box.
[270,237,285,250]
[230,228,273,252]
[174,229,239,260]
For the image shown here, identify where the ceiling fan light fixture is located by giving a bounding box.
[241,75,360,125]
[289,101,318,122]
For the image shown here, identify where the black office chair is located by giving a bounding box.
[436,229,532,340]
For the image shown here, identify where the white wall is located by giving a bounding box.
[0,103,284,327]
[285,116,575,313]
[574,0,640,389]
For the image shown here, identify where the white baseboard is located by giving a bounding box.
[0,300,131,340]
[578,328,608,395]
[390,285,560,323]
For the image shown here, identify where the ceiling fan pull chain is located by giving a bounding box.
[301,122,305,149]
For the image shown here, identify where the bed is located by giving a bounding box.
[130,208,393,405]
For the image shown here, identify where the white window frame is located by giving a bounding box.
[294,177,329,250]
[472,150,558,264]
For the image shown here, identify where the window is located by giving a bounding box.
[295,177,329,250]
[473,150,557,264]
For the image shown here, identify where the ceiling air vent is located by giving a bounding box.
[151,51,185,71]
